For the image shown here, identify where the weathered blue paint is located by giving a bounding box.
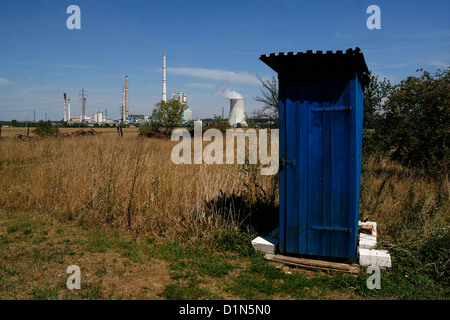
[260,48,370,260]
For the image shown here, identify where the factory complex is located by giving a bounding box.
[61,54,248,128]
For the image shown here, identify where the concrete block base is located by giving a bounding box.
[357,221,392,269]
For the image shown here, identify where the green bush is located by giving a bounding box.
[137,123,157,137]
[149,99,185,137]
[373,68,449,174]
[33,120,59,137]
[206,115,230,133]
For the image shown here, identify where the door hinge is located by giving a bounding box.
[311,226,351,233]
[280,159,296,169]
[311,106,351,112]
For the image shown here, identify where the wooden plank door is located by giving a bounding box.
[281,79,354,258]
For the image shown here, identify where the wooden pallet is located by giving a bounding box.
[264,253,360,274]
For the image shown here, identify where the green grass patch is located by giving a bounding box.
[85,229,118,253]
[160,278,217,300]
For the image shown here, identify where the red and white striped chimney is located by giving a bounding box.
[63,93,67,122]
[125,76,129,118]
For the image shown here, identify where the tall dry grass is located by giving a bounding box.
[0,134,276,241]
[0,131,448,248]
[360,156,449,247]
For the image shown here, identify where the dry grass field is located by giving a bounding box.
[0,127,448,300]
[0,127,277,240]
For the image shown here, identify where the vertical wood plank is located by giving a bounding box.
[348,75,357,260]
[298,81,309,254]
[285,80,300,254]
[330,79,350,258]
[322,80,332,257]
[278,78,287,254]
[307,80,323,256]
[347,73,364,260]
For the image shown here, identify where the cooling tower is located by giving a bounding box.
[229,99,247,127]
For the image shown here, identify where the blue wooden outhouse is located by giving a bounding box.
[260,48,370,260]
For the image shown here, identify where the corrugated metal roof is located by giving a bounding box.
[260,47,370,87]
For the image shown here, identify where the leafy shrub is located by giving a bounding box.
[33,120,59,137]
[137,123,157,137]
[206,115,230,133]
[148,99,185,137]
[373,68,449,174]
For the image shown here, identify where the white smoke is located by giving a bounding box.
[214,83,243,100]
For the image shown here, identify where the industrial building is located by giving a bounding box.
[61,53,200,126]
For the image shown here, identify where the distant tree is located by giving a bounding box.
[364,72,393,129]
[374,68,449,173]
[253,75,279,127]
[207,115,230,133]
[149,99,185,137]
[10,120,20,127]
[33,120,59,137]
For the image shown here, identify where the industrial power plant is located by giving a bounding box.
[60,53,247,127]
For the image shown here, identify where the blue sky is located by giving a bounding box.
[0,0,448,121]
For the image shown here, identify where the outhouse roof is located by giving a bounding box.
[260,47,370,88]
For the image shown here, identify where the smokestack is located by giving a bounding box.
[79,88,87,121]
[68,98,71,122]
[63,93,67,122]
[125,76,129,118]
[162,53,167,102]
[122,86,126,122]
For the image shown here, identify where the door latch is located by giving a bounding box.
[280,159,296,170]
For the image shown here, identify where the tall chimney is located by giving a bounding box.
[162,53,167,102]
[125,76,129,119]
[67,98,71,122]
[63,93,67,122]
[122,86,126,122]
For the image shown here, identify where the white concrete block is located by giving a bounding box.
[357,220,391,268]
[251,234,278,254]
[358,248,392,268]
[370,250,378,266]
[359,233,377,249]
[358,248,372,266]
[374,249,392,269]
